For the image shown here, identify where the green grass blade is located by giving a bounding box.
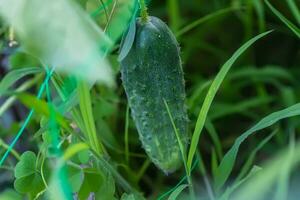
[205,118,223,159]
[0,67,42,96]
[188,65,291,110]
[167,0,181,32]
[124,105,130,164]
[214,103,300,190]
[231,141,300,200]
[164,99,195,198]
[265,0,300,38]
[209,96,273,121]
[176,6,240,37]
[163,99,188,171]
[17,93,70,131]
[78,81,106,156]
[187,30,273,174]
[287,0,300,24]
[253,0,266,32]
[219,166,262,200]
[235,130,276,182]
[167,184,188,200]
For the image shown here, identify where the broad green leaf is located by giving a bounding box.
[67,165,84,192]
[78,168,104,200]
[0,189,22,200]
[0,0,113,84]
[214,103,300,190]
[14,151,44,197]
[95,171,116,200]
[168,184,188,200]
[14,174,44,195]
[121,193,145,200]
[187,30,273,173]
[14,151,36,179]
[17,93,70,130]
[265,0,300,38]
[78,149,90,164]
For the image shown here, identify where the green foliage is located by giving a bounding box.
[120,16,188,173]
[167,184,188,200]
[214,103,300,190]
[0,189,22,200]
[14,151,45,198]
[187,30,272,174]
[265,0,300,38]
[0,0,299,200]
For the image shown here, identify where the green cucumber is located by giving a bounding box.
[120,16,188,173]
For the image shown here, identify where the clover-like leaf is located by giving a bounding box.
[14,151,44,198]
[67,165,84,193]
[78,168,104,200]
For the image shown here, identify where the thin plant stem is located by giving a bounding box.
[139,0,149,23]
[125,104,130,164]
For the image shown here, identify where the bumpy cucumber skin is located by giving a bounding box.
[120,16,188,173]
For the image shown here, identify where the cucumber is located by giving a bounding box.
[120,16,188,173]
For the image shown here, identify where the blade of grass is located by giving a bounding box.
[196,152,215,200]
[0,69,54,166]
[163,99,195,199]
[287,0,300,24]
[209,96,273,120]
[188,65,291,110]
[0,67,42,96]
[167,0,181,32]
[167,184,189,200]
[219,166,262,200]
[235,129,277,182]
[253,0,266,32]
[214,103,300,190]
[231,141,300,200]
[16,93,70,131]
[124,104,130,164]
[265,0,300,38]
[0,74,42,116]
[78,81,106,156]
[187,30,273,175]
[205,118,223,160]
[176,6,240,37]
[163,99,188,173]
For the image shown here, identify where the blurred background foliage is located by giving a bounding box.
[0,0,299,199]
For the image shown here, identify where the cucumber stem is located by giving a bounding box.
[139,0,149,23]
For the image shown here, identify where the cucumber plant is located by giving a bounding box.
[119,2,188,173]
